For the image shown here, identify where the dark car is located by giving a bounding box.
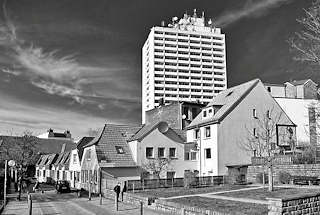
[55,180,71,193]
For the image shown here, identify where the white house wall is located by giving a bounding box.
[275,98,318,145]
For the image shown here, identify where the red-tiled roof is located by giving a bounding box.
[74,136,94,160]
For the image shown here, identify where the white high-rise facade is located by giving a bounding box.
[142,10,227,123]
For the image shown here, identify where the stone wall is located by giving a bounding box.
[268,193,320,215]
[247,164,320,183]
[154,199,231,215]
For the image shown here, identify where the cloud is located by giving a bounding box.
[0,3,109,105]
[1,68,20,76]
[215,0,293,28]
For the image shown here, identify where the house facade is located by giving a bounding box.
[69,137,94,189]
[36,154,57,183]
[128,121,198,178]
[80,124,141,193]
[52,152,71,182]
[186,79,296,176]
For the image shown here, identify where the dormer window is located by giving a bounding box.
[266,110,271,119]
[253,109,257,118]
[115,146,125,154]
[203,110,207,117]
[208,109,212,114]
[226,91,233,97]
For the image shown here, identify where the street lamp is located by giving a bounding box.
[4,160,15,205]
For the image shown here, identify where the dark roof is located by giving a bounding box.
[85,124,142,167]
[74,136,94,160]
[53,152,70,168]
[101,167,140,178]
[37,154,57,167]
[0,136,76,155]
[127,121,186,142]
[188,79,260,128]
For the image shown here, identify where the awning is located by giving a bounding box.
[101,167,140,178]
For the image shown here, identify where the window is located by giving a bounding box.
[203,110,207,117]
[195,129,200,139]
[253,128,258,138]
[146,147,154,158]
[205,127,211,138]
[208,109,213,114]
[185,151,198,160]
[253,109,257,118]
[158,147,165,158]
[167,171,175,179]
[190,152,197,160]
[205,148,211,159]
[73,154,77,164]
[43,170,46,177]
[115,146,125,154]
[169,148,176,158]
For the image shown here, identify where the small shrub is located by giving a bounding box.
[256,173,268,184]
[278,171,291,184]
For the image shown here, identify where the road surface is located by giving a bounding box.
[2,191,165,215]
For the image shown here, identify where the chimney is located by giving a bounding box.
[64,130,72,138]
[60,143,66,154]
[161,20,165,27]
[48,128,54,137]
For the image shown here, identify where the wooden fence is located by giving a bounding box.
[126,176,224,191]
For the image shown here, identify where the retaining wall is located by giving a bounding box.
[247,164,320,183]
[268,193,320,215]
[102,189,154,206]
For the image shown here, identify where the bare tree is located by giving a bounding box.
[0,130,39,199]
[142,158,171,179]
[288,0,320,66]
[240,108,286,191]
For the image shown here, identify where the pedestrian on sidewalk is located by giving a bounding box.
[120,181,127,202]
[113,182,121,202]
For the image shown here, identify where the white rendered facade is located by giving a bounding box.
[142,11,227,123]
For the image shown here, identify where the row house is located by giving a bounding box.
[186,79,296,176]
[36,153,57,183]
[52,152,71,182]
[69,137,94,189]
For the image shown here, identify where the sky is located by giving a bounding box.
[0,0,315,138]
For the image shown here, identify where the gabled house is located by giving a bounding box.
[186,79,296,176]
[52,152,70,182]
[69,136,94,189]
[81,124,142,193]
[127,121,197,178]
[264,79,320,146]
[36,153,57,183]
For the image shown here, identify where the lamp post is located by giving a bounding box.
[4,160,16,205]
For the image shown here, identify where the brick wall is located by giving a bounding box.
[247,164,320,183]
[268,193,320,215]
[145,103,181,129]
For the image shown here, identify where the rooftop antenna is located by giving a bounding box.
[193,8,197,18]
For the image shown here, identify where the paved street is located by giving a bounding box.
[2,191,166,215]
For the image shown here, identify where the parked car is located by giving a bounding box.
[55,180,71,193]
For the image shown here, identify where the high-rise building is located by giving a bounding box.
[142,10,227,123]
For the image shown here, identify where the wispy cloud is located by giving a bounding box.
[215,0,293,28]
[0,2,108,105]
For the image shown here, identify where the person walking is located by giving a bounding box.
[113,182,121,202]
[120,181,127,202]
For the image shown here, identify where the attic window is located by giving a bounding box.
[115,146,125,154]
[226,91,233,97]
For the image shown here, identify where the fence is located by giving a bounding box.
[251,155,294,165]
[126,176,224,191]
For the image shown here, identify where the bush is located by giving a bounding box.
[278,171,291,184]
[256,173,268,184]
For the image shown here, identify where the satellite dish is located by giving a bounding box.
[208,19,212,25]
[182,114,187,120]
[8,160,16,167]
[173,17,178,21]
[158,121,169,133]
